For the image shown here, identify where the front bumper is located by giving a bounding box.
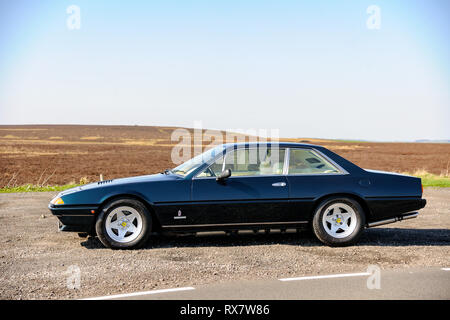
[48,204,98,232]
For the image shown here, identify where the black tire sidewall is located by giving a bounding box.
[312,197,365,247]
[95,198,151,249]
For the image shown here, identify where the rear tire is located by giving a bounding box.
[312,197,365,247]
[96,198,151,249]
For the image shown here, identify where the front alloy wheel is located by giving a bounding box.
[96,198,151,249]
[105,206,143,243]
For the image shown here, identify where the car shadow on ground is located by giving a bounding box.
[80,227,450,249]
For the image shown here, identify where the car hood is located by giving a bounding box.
[59,173,180,196]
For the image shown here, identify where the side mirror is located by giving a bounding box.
[216,169,231,181]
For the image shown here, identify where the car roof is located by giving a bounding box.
[221,142,323,149]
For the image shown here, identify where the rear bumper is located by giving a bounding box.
[49,204,97,232]
[419,198,427,208]
[366,197,426,220]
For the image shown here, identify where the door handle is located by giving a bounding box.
[272,182,286,187]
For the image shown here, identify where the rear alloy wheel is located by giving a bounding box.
[312,197,365,247]
[96,198,151,249]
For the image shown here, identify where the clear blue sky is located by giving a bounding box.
[0,0,449,141]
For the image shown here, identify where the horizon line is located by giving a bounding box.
[0,123,448,144]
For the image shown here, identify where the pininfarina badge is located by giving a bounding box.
[174,209,186,220]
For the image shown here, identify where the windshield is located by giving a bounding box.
[171,145,225,177]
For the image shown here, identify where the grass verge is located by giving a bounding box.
[414,174,450,187]
[400,169,450,187]
[0,184,81,193]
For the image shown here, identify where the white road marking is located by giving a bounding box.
[82,286,195,300]
[441,268,450,271]
[279,272,371,282]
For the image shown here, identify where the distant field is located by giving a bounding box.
[0,125,449,188]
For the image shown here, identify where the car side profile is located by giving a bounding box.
[48,142,426,248]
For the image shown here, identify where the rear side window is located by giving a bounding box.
[288,149,340,174]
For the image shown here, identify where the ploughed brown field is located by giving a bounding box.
[0,125,449,187]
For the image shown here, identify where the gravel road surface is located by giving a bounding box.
[0,188,449,299]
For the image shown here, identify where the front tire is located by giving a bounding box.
[312,197,365,247]
[96,198,151,249]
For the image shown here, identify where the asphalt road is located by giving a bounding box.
[86,267,450,300]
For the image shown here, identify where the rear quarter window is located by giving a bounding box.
[289,149,340,174]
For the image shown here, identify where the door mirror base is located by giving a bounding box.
[216,169,232,182]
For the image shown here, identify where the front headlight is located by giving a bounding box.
[50,197,64,205]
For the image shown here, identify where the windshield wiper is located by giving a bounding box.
[162,169,172,175]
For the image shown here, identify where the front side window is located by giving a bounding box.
[223,147,285,176]
[196,154,225,178]
[197,147,286,177]
[172,145,225,177]
[288,149,340,174]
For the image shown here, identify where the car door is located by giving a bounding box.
[190,146,291,225]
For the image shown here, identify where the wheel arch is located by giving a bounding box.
[96,193,162,232]
[312,193,372,220]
